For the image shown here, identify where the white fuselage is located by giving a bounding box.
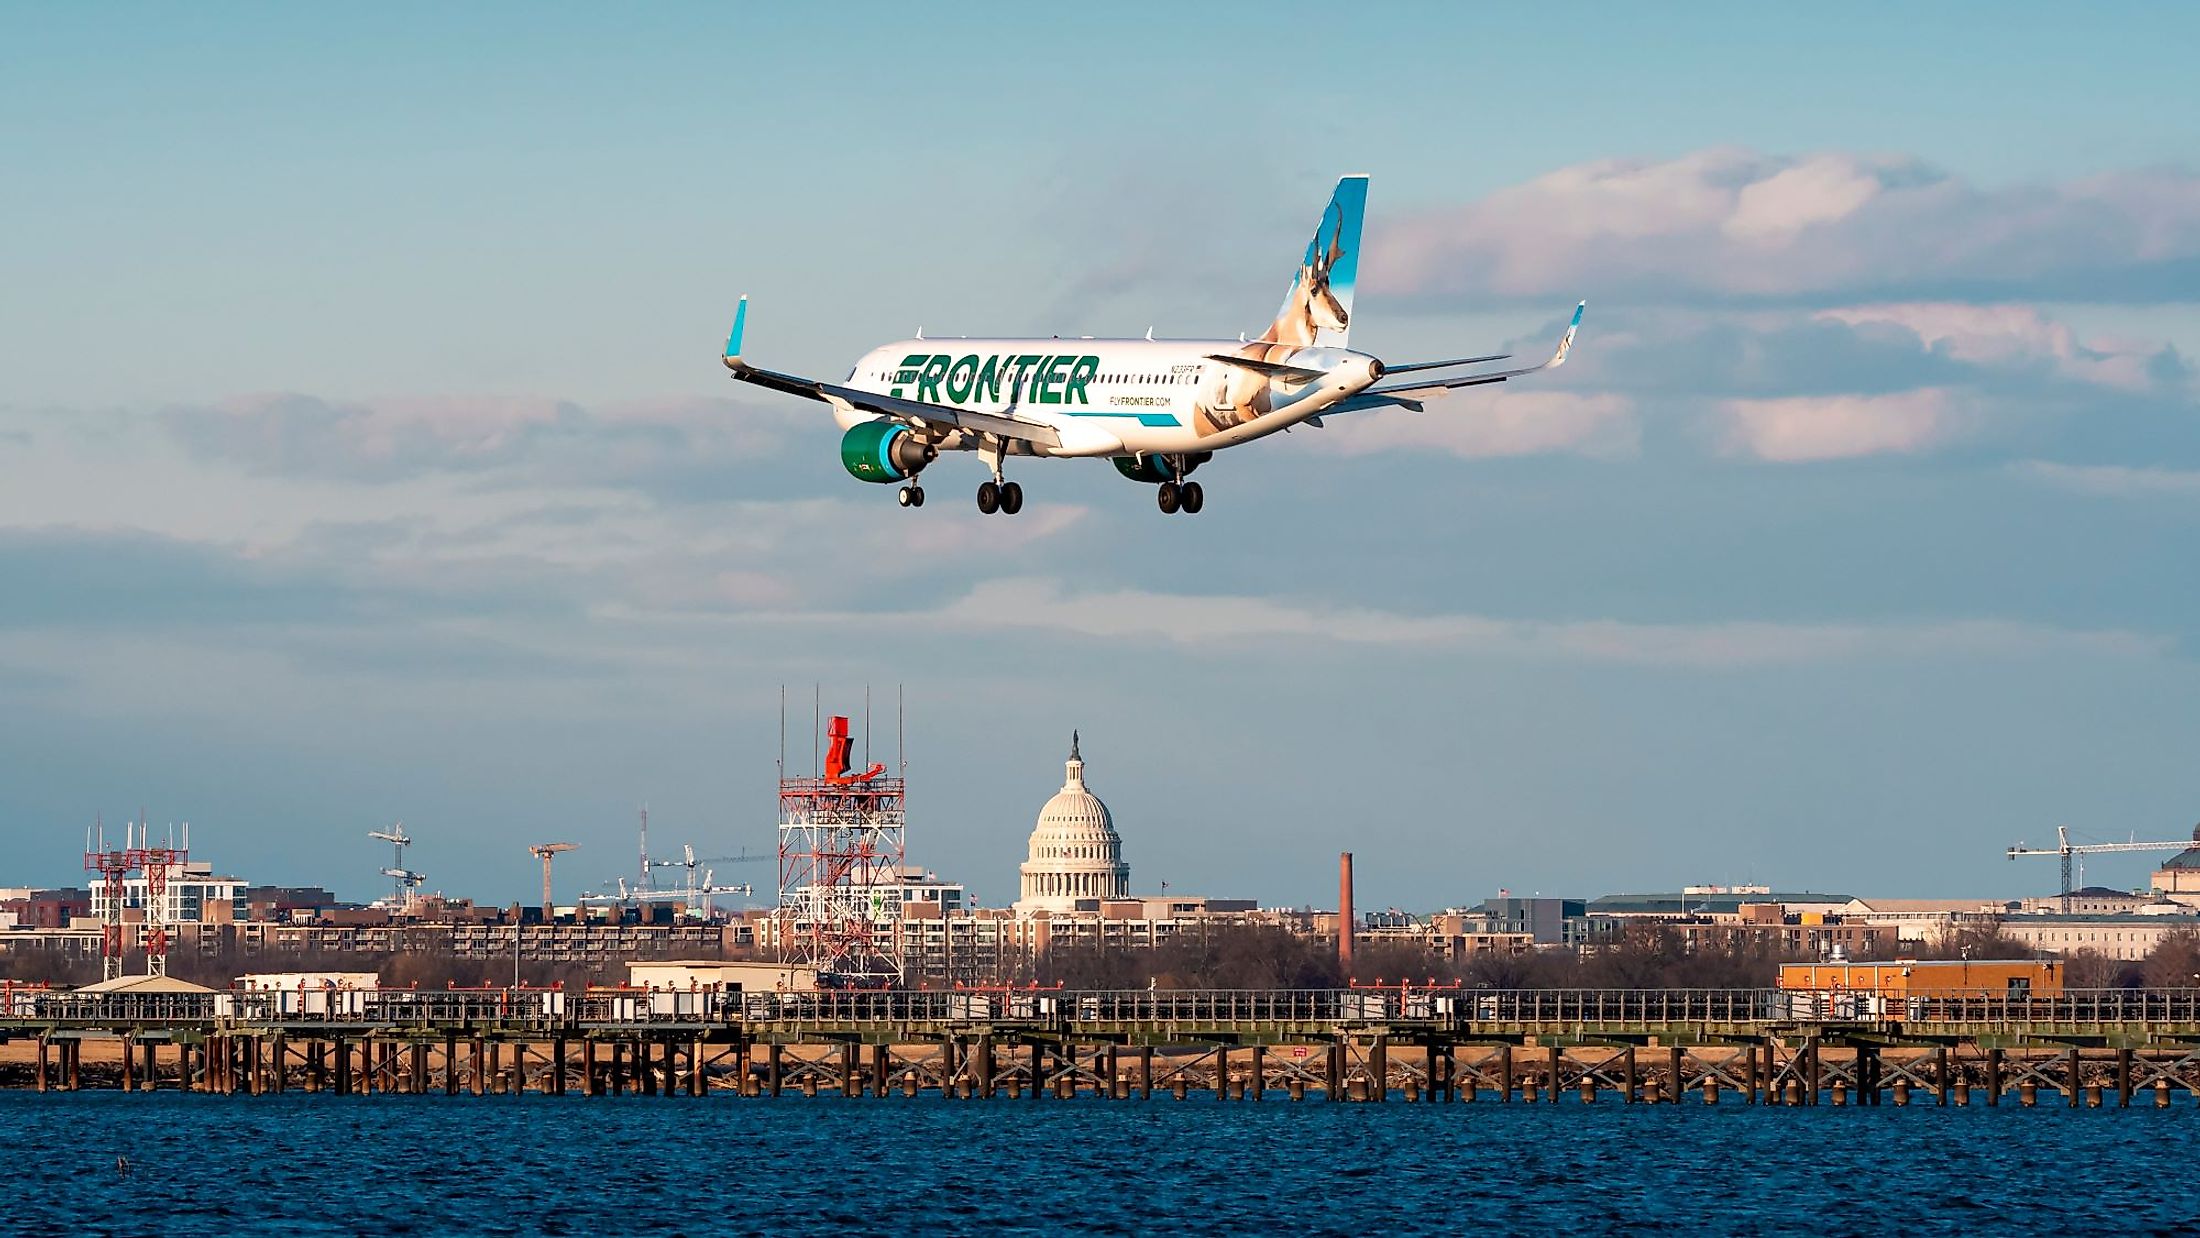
[837,338,1382,459]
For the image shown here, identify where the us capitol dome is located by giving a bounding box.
[1014,732,1129,915]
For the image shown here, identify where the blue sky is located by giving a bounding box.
[2,3,2196,909]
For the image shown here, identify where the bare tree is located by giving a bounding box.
[2141,927,2200,989]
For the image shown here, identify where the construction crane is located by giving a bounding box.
[2007,824,2199,913]
[648,843,772,879]
[529,842,578,912]
[577,876,754,919]
[368,822,424,906]
[644,844,766,916]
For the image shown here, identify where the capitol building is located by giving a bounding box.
[1013,733,1130,915]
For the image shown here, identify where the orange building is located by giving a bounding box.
[1778,958,2062,999]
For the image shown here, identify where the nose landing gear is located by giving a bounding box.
[897,484,925,508]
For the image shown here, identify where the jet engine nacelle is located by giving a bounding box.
[1111,452,1211,484]
[840,422,936,483]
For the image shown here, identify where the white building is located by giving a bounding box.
[90,861,247,924]
[858,866,968,914]
[1014,734,1129,915]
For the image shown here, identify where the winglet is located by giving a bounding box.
[1548,301,1584,370]
[722,297,749,370]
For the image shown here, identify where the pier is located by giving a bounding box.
[9,987,2200,1106]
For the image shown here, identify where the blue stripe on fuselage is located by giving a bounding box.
[1067,410,1183,428]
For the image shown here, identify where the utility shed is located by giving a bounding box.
[74,974,217,995]
[626,960,817,993]
[1778,959,2063,999]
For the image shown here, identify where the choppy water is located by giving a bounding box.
[7,1092,2194,1236]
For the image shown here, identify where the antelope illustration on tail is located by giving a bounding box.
[1198,180,1365,435]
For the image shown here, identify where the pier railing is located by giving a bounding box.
[15,986,2200,1032]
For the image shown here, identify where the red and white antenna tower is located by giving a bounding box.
[83,813,188,980]
[775,690,906,986]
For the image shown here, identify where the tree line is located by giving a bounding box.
[1035,923,2200,991]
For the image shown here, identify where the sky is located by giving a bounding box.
[2,3,2197,911]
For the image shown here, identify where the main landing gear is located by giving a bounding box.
[896,484,925,508]
[1157,480,1204,515]
[976,479,1024,515]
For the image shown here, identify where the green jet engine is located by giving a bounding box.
[1111,452,1211,484]
[841,422,936,483]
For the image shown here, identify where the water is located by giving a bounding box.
[7,1092,2193,1236]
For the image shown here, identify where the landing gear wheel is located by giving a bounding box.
[898,484,924,508]
[976,480,1000,514]
[1157,481,1181,514]
[1180,481,1204,514]
[999,481,1024,515]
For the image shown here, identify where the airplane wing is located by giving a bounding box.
[1330,302,1584,415]
[721,299,1063,449]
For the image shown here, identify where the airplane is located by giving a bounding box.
[721,175,1583,515]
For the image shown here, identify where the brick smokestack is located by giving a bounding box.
[1338,851,1355,972]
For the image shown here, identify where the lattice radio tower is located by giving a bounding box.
[776,688,906,986]
[83,813,187,980]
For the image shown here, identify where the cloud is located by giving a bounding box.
[159,392,813,491]
[869,577,2168,667]
[1718,388,1968,462]
[1365,149,2200,307]
[1819,303,2192,394]
[1305,390,1637,459]
[2015,461,2200,497]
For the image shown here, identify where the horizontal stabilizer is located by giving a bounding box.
[1205,353,1329,384]
[1380,352,1509,375]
